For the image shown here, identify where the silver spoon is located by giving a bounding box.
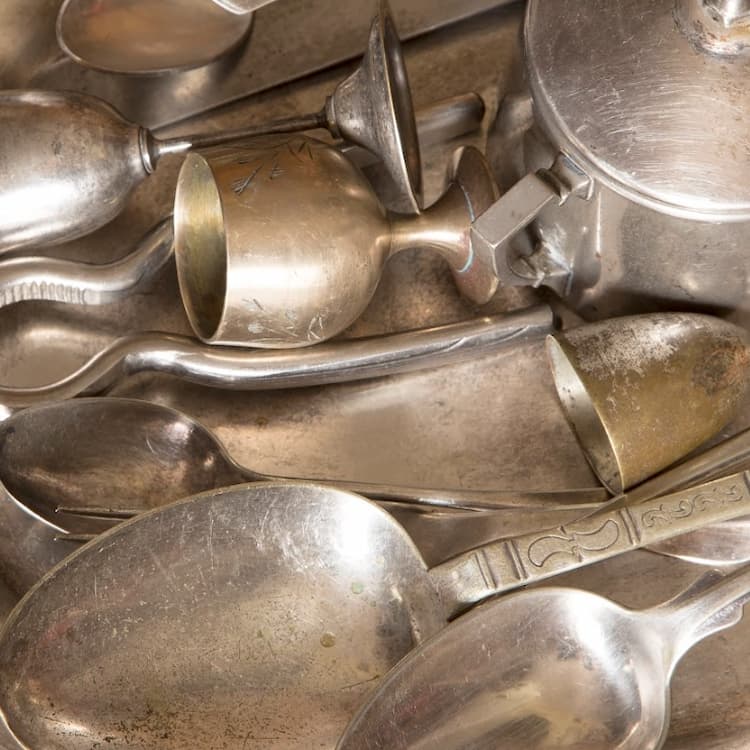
[0,396,602,595]
[56,0,254,76]
[2,476,749,749]
[10,391,750,591]
[53,408,750,567]
[0,1,420,252]
[0,305,552,410]
[55,413,750,567]
[338,566,750,749]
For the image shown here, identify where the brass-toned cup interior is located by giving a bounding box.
[174,153,227,342]
[381,8,422,205]
[546,336,623,493]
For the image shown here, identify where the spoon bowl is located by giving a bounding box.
[56,0,253,76]
[3,476,750,748]
[0,484,445,750]
[338,569,750,749]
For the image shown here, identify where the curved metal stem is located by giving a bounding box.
[0,305,554,411]
[0,219,173,308]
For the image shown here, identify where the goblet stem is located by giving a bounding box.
[388,186,470,271]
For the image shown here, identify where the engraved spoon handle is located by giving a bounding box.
[433,471,750,618]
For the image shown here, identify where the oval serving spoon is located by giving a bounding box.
[0,396,603,595]
[338,566,750,749]
[2,477,750,750]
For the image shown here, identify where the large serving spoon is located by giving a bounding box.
[338,567,750,749]
[2,476,750,749]
[0,1,420,252]
[56,0,254,76]
[0,396,602,595]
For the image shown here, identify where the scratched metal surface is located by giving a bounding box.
[1,3,750,749]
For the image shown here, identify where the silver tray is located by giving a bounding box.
[1,3,750,748]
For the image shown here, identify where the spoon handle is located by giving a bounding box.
[0,218,172,309]
[653,565,750,666]
[0,306,553,410]
[433,471,750,618]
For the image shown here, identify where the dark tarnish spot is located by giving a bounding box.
[692,338,750,396]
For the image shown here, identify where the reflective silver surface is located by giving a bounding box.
[0,393,601,595]
[212,0,279,11]
[56,0,253,75]
[0,307,551,408]
[26,0,513,128]
[526,0,750,221]
[340,568,750,749]
[475,0,750,318]
[0,3,424,251]
[0,483,446,750]
[175,141,496,346]
[4,476,750,748]
[0,218,173,308]
[0,5,749,746]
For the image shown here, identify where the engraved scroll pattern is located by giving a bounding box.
[640,482,745,528]
[526,519,622,569]
[516,481,748,575]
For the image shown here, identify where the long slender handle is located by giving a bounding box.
[432,471,750,618]
[0,305,553,410]
[156,91,485,162]
[278,481,607,511]
[0,219,173,309]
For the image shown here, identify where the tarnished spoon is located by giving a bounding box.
[339,567,750,749]
[0,396,602,595]
[58,413,750,567]
[2,476,750,749]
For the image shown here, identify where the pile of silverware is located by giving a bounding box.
[0,0,748,748]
